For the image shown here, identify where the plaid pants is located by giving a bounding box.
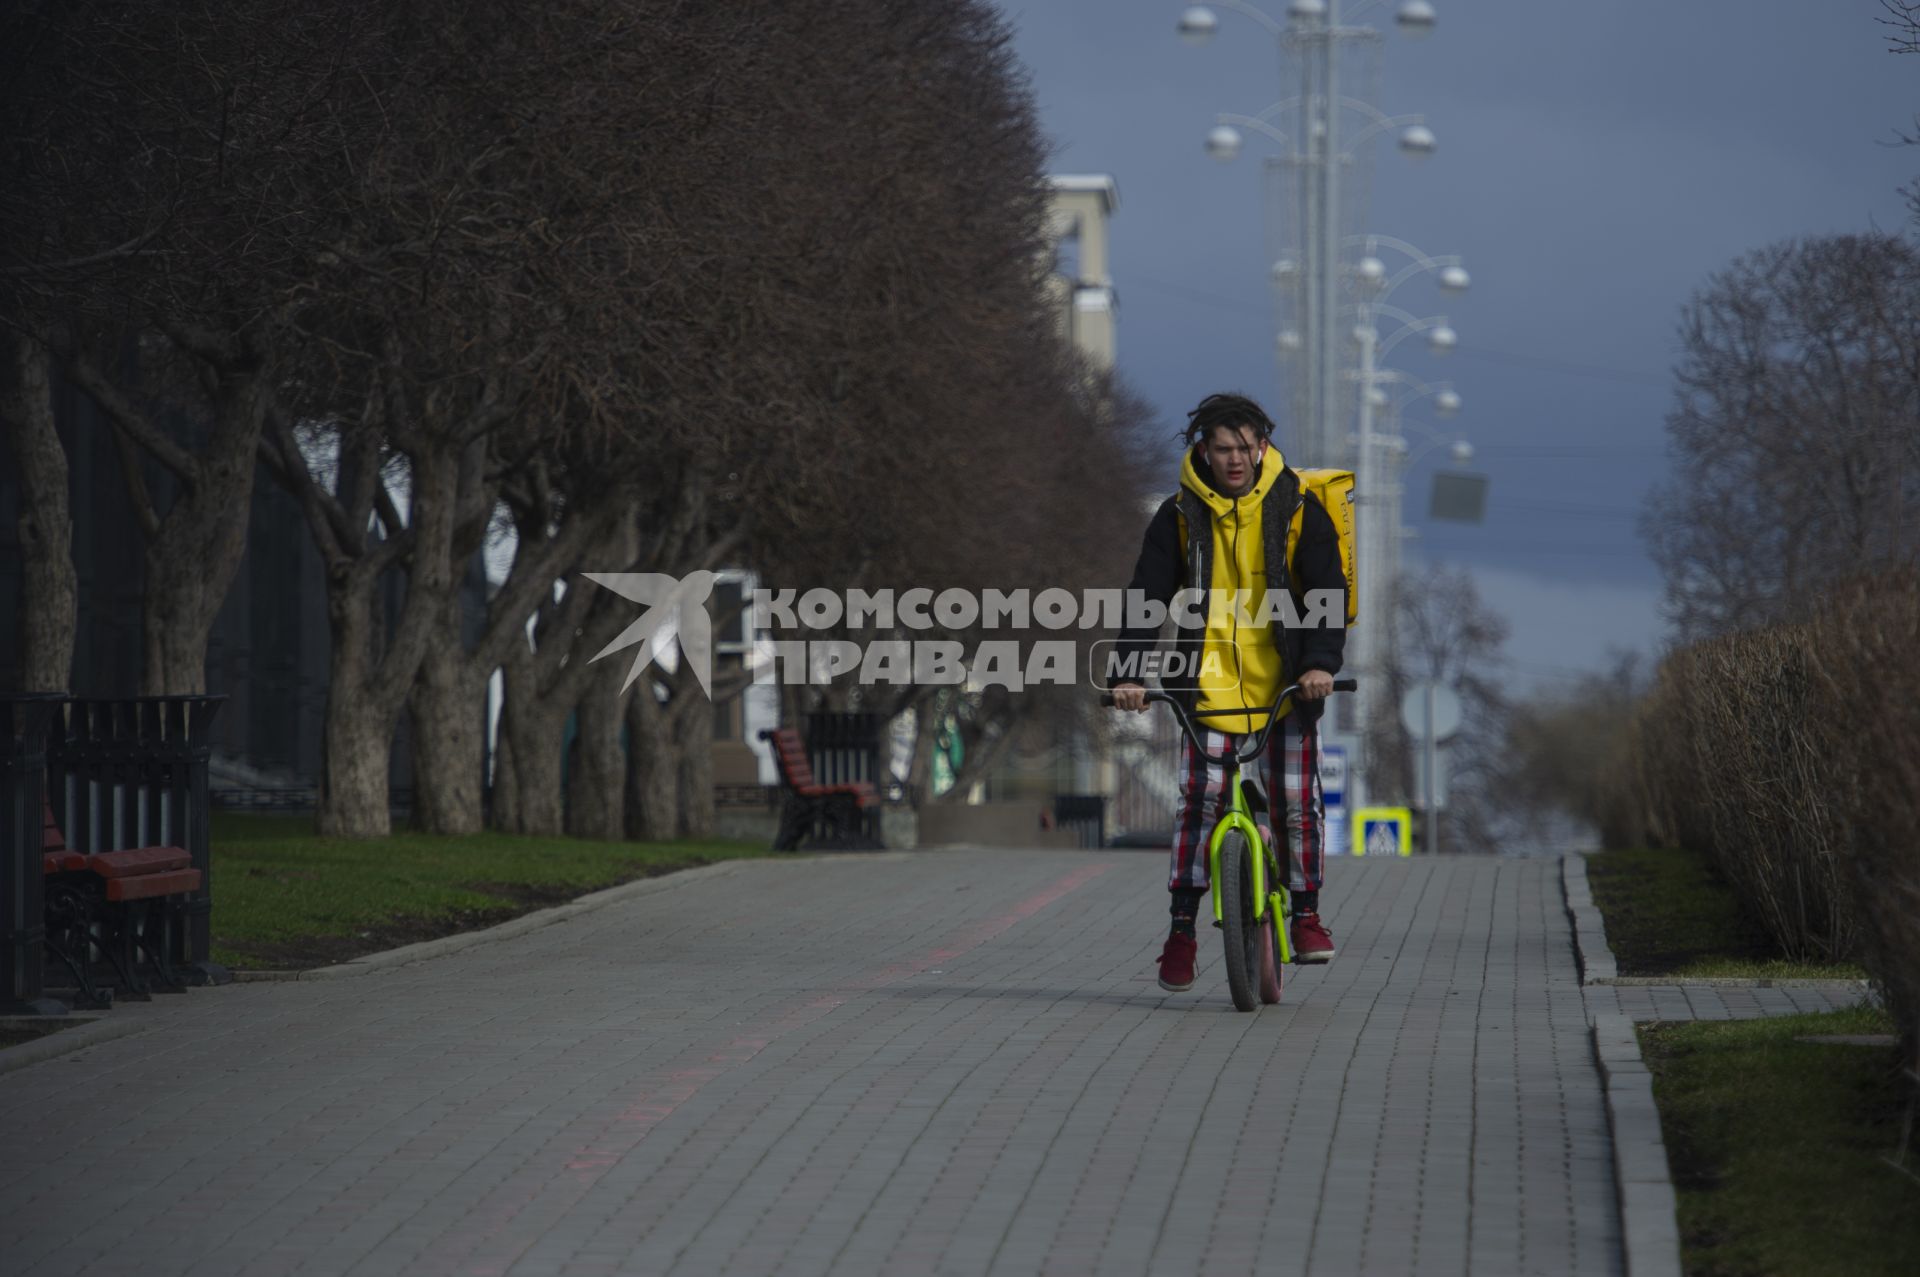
[1169,712,1325,893]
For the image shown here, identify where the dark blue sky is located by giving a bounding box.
[1002,0,1917,682]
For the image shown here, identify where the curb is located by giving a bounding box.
[0,1012,153,1079]
[1593,1015,1684,1277]
[1562,852,1617,983]
[1564,853,1683,1277]
[1594,975,1872,990]
[1561,854,1868,993]
[232,849,912,982]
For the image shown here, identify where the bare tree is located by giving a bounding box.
[0,337,73,691]
[6,0,1154,843]
[259,0,760,836]
[1644,234,1920,641]
[1883,1,1920,55]
[1386,565,1512,852]
[2,1,394,694]
[1495,651,1647,850]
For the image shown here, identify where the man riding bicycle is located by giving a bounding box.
[1110,392,1348,993]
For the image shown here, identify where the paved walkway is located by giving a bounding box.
[0,852,1865,1276]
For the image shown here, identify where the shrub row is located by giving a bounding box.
[1599,571,1920,1048]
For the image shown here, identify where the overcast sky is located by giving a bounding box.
[1000,0,1918,687]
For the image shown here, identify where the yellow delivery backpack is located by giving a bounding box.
[1292,467,1357,627]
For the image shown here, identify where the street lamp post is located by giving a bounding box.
[1180,2,1458,815]
[1181,0,1441,465]
[1374,381,1467,670]
[1346,234,1467,809]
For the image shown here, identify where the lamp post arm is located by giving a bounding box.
[1337,104,1426,157]
[1344,234,1464,300]
[1392,380,1455,414]
[1350,231,1450,264]
[1376,313,1450,361]
[1367,371,1457,414]
[1361,366,1447,398]
[1250,97,1304,128]
[1385,255,1462,297]
[1216,112,1298,155]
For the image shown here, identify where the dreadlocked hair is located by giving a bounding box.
[1181,392,1277,449]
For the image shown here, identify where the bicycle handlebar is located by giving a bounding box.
[1098,679,1357,767]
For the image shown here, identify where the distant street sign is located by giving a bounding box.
[1400,682,1463,741]
[1353,806,1412,858]
[1430,472,1489,523]
[1320,745,1348,808]
[1412,746,1451,810]
[1325,807,1350,857]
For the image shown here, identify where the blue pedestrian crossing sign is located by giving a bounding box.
[1354,806,1412,858]
[1320,745,1347,809]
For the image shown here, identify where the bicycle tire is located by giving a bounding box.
[1258,845,1285,1003]
[1257,920,1284,1003]
[1218,831,1262,1012]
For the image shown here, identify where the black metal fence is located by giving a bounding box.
[1052,794,1108,850]
[0,693,230,1013]
[2,695,65,1014]
[803,711,884,786]
[804,711,887,843]
[47,696,228,986]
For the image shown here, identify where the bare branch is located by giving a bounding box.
[61,345,202,486]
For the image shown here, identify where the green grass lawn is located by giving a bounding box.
[1585,848,1864,980]
[206,812,769,970]
[1641,1006,1920,1277]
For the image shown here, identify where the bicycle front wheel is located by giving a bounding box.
[1218,831,1262,1013]
[1258,845,1285,1004]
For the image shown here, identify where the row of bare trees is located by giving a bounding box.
[1376,566,1513,852]
[1,0,1158,838]
[1497,233,1920,848]
[1642,232,1920,639]
[1459,11,1920,875]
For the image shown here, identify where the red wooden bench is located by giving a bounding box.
[758,727,883,851]
[41,802,203,1007]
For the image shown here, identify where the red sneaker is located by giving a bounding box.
[1157,932,1198,991]
[1290,910,1336,963]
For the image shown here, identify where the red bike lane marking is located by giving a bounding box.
[439,860,1115,1276]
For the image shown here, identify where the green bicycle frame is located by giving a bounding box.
[1206,772,1293,964]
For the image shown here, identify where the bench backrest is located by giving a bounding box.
[767,728,817,790]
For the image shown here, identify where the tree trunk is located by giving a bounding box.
[936,703,1022,804]
[674,687,715,839]
[490,704,521,831]
[407,595,489,834]
[906,701,941,807]
[138,364,271,694]
[569,656,632,839]
[491,586,639,837]
[496,636,569,835]
[319,661,394,838]
[625,680,677,841]
[313,446,461,837]
[0,335,76,692]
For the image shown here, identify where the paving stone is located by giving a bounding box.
[4,852,1627,1276]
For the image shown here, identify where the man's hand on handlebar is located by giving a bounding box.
[1111,682,1149,713]
[1297,669,1335,701]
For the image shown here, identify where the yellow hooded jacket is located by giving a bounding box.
[1180,444,1286,735]
[1113,442,1346,730]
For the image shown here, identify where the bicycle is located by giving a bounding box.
[1101,678,1357,1011]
